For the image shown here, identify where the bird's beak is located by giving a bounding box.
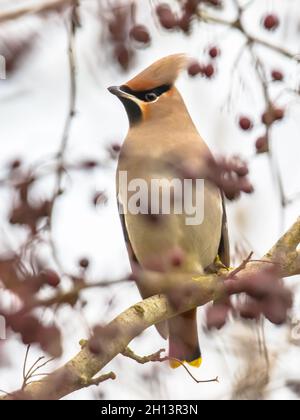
[108,86,123,97]
[108,85,136,101]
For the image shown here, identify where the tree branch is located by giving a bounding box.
[1,217,300,400]
[81,371,116,389]
[0,0,73,24]
[198,9,299,61]
[47,0,79,272]
[122,347,166,364]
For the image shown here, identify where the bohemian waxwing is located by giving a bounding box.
[109,54,229,368]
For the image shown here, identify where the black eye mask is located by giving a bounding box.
[121,84,171,102]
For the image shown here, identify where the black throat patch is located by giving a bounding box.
[119,97,142,126]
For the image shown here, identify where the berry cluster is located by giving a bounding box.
[9,174,52,235]
[206,155,254,200]
[7,314,62,358]
[107,3,151,70]
[206,266,293,330]
[0,257,62,358]
[156,1,222,35]
[188,46,220,79]
[183,7,286,156]
[157,1,202,34]
[238,102,285,154]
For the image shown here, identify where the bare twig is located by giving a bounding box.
[197,9,299,60]
[122,347,218,384]
[248,45,287,231]
[0,390,13,397]
[81,372,116,388]
[22,345,31,389]
[48,1,79,271]
[166,358,219,385]
[26,357,55,379]
[122,347,166,364]
[228,252,253,277]
[21,349,55,390]
[23,277,130,312]
[0,0,73,24]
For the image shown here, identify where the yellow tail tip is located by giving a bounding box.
[169,357,202,369]
[188,357,202,368]
[169,359,182,369]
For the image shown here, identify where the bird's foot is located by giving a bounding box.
[206,255,229,274]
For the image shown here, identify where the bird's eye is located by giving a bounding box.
[145,92,158,102]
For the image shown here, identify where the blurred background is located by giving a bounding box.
[0,0,300,400]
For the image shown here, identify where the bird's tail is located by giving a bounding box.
[168,309,202,369]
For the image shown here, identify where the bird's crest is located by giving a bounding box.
[126,54,188,91]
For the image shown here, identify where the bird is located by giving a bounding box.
[108,54,229,368]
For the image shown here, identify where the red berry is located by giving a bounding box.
[207,0,222,6]
[256,136,269,154]
[184,0,200,14]
[188,61,202,76]
[108,143,121,160]
[272,70,284,82]
[274,108,285,121]
[239,117,253,131]
[209,46,220,59]
[79,258,89,269]
[262,107,285,125]
[10,159,22,170]
[263,14,279,31]
[89,338,102,355]
[111,143,121,153]
[40,325,62,358]
[178,12,192,33]
[40,269,60,288]
[108,21,126,43]
[262,111,273,126]
[206,304,230,331]
[93,191,108,206]
[239,300,261,321]
[129,25,151,44]
[170,247,185,267]
[81,160,98,169]
[19,317,40,345]
[203,64,214,78]
[114,44,132,70]
[156,4,177,30]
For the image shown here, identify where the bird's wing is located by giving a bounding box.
[118,200,138,268]
[117,197,169,339]
[218,193,230,267]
